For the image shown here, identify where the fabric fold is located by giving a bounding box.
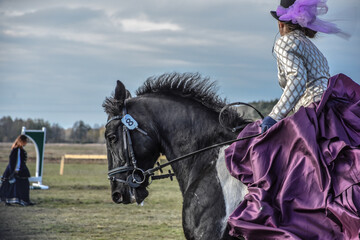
[225,74,360,239]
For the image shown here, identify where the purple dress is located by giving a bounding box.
[225,74,360,239]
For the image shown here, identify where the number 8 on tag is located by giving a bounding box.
[121,114,138,130]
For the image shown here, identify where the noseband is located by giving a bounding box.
[107,102,149,188]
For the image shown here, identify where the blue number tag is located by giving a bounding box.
[121,114,138,130]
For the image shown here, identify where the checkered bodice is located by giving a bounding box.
[269,30,330,121]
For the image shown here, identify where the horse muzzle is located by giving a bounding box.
[111,185,148,205]
[111,189,136,204]
[109,169,149,204]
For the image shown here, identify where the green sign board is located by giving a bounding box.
[22,127,49,190]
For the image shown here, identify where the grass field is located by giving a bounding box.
[0,144,184,240]
[0,142,108,162]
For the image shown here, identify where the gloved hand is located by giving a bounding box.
[261,116,277,133]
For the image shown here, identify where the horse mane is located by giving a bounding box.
[136,72,226,111]
[136,72,251,128]
[103,72,251,128]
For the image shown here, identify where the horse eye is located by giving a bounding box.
[108,134,117,143]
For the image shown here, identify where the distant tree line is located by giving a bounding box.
[0,116,105,143]
[0,100,277,143]
[248,99,278,116]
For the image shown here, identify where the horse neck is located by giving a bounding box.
[142,95,237,193]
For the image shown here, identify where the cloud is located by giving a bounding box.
[119,18,182,32]
[2,25,106,45]
[0,0,359,128]
[2,9,37,17]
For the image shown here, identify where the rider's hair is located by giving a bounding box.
[286,22,317,38]
[12,135,28,149]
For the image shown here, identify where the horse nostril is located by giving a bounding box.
[112,191,123,204]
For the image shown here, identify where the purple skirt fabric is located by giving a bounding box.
[225,74,360,240]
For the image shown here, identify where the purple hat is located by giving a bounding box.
[270,0,296,21]
[270,0,348,36]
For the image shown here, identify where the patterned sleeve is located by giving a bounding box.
[269,36,307,121]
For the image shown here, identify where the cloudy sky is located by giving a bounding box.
[1,0,359,128]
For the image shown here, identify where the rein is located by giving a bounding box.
[143,132,261,178]
[219,102,264,132]
[107,102,263,188]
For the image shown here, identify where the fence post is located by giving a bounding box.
[59,155,65,175]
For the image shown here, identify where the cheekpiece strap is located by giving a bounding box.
[105,101,148,136]
[106,115,122,126]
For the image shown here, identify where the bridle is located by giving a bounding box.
[107,101,263,189]
[106,101,150,188]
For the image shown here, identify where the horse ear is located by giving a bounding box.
[125,90,132,99]
[114,80,127,102]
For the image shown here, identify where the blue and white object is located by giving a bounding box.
[121,114,138,130]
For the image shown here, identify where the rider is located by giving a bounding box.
[224,0,360,239]
[261,0,347,132]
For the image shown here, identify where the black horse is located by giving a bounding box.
[103,73,250,240]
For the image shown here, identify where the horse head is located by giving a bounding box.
[103,80,160,204]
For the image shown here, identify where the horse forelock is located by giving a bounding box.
[102,96,122,117]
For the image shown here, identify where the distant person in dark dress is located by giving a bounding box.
[0,135,33,206]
